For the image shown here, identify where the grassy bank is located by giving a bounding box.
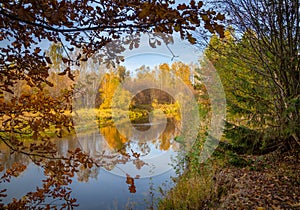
[0,104,180,141]
[158,144,300,209]
[72,105,180,133]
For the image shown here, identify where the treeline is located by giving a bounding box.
[97,62,193,111]
[0,42,204,134]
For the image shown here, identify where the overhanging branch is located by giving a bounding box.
[0,9,158,33]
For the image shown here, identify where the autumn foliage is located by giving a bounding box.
[0,0,226,208]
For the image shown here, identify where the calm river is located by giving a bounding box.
[0,118,181,209]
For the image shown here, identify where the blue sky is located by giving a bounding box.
[121,33,202,73]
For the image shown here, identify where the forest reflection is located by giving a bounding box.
[0,117,179,174]
[0,117,180,208]
[101,117,179,152]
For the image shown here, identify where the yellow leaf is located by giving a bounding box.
[201,14,210,21]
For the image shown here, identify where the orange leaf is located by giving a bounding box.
[62,57,69,63]
[45,57,52,64]
[177,4,187,10]
[34,47,41,54]
[215,13,225,21]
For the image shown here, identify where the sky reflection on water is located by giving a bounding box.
[0,119,180,209]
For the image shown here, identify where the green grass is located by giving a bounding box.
[158,159,219,210]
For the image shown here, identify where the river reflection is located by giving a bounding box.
[0,118,181,209]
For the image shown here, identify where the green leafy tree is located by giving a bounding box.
[204,0,300,152]
[204,30,273,152]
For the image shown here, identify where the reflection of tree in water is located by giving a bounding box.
[158,118,177,151]
[100,118,179,155]
[0,143,97,208]
[100,126,129,151]
[0,142,30,171]
[97,118,179,194]
[133,159,147,170]
[77,165,99,183]
[131,117,180,151]
[97,118,180,173]
[137,142,150,156]
[0,118,180,204]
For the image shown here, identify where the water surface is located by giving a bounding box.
[0,118,181,209]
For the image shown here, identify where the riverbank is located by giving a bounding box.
[158,146,300,209]
[0,105,179,143]
[73,106,179,133]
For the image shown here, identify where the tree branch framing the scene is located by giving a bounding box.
[0,1,225,208]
